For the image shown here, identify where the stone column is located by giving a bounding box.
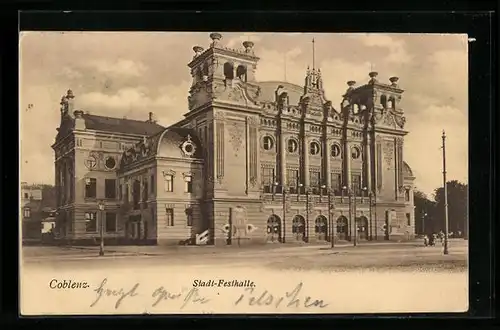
[303,135,310,186]
[345,140,351,188]
[280,124,286,186]
[365,135,372,191]
[325,139,332,188]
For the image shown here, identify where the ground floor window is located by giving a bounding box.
[85,212,97,232]
[106,212,117,232]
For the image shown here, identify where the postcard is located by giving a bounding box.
[19,31,469,315]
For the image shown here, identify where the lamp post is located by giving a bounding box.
[442,130,449,255]
[422,211,428,235]
[365,188,373,241]
[271,180,279,201]
[342,185,357,247]
[305,186,310,243]
[282,186,287,243]
[97,200,105,256]
[322,185,334,248]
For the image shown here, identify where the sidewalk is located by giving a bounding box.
[65,239,439,256]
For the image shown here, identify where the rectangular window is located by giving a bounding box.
[352,174,361,196]
[261,167,275,193]
[105,212,117,232]
[143,181,149,201]
[124,184,129,202]
[85,212,97,232]
[405,189,410,202]
[185,176,193,193]
[166,208,174,226]
[150,175,155,194]
[23,208,31,218]
[164,175,173,192]
[186,208,193,226]
[133,180,141,210]
[85,178,97,198]
[24,192,29,199]
[310,171,320,194]
[105,179,116,199]
[331,173,342,195]
[406,213,411,226]
[287,169,299,193]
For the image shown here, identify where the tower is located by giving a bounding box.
[342,71,406,202]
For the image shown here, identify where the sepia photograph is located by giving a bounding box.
[19,31,469,315]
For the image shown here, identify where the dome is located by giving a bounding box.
[119,127,203,169]
[156,127,204,159]
[256,81,303,105]
[403,161,414,178]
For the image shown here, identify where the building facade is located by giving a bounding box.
[52,33,415,246]
[21,182,57,242]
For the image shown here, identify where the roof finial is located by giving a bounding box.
[312,37,316,70]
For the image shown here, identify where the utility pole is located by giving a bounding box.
[442,130,449,255]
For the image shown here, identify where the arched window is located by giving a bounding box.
[263,136,274,151]
[380,94,387,108]
[236,65,247,82]
[388,97,395,109]
[309,141,321,155]
[202,62,209,77]
[287,139,298,153]
[351,146,361,159]
[223,62,234,80]
[331,144,341,158]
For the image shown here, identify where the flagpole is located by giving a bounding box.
[312,38,315,70]
[442,130,449,255]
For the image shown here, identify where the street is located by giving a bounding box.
[20,240,468,314]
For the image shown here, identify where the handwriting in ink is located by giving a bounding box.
[151,286,210,309]
[234,282,329,309]
[90,278,140,309]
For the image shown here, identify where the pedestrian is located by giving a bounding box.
[423,235,429,247]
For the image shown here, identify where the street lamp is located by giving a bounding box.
[282,186,287,243]
[271,181,279,201]
[321,185,334,248]
[97,200,105,256]
[362,187,374,241]
[422,211,428,235]
[342,185,356,246]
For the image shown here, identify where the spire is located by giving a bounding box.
[284,53,287,82]
[312,38,316,70]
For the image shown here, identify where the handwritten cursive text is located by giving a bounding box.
[90,278,140,309]
[234,282,329,309]
[151,286,211,309]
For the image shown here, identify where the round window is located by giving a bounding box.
[331,144,341,157]
[184,144,193,153]
[263,136,274,150]
[287,139,298,153]
[351,146,361,159]
[105,156,116,169]
[85,156,97,169]
[309,142,320,155]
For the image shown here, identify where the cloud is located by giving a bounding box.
[225,33,262,48]
[353,34,413,64]
[86,59,148,77]
[255,47,306,85]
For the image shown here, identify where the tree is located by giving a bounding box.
[433,180,468,238]
[413,190,437,235]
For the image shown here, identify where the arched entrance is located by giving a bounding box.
[357,216,369,240]
[292,215,306,242]
[267,215,282,243]
[315,215,328,241]
[336,216,349,241]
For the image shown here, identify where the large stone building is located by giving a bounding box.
[52,33,415,246]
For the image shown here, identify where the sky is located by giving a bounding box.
[19,32,468,198]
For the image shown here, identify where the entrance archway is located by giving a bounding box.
[315,215,328,241]
[357,216,369,240]
[336,216,349,240]
[292,215,306,242]
[267,215,282,243]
